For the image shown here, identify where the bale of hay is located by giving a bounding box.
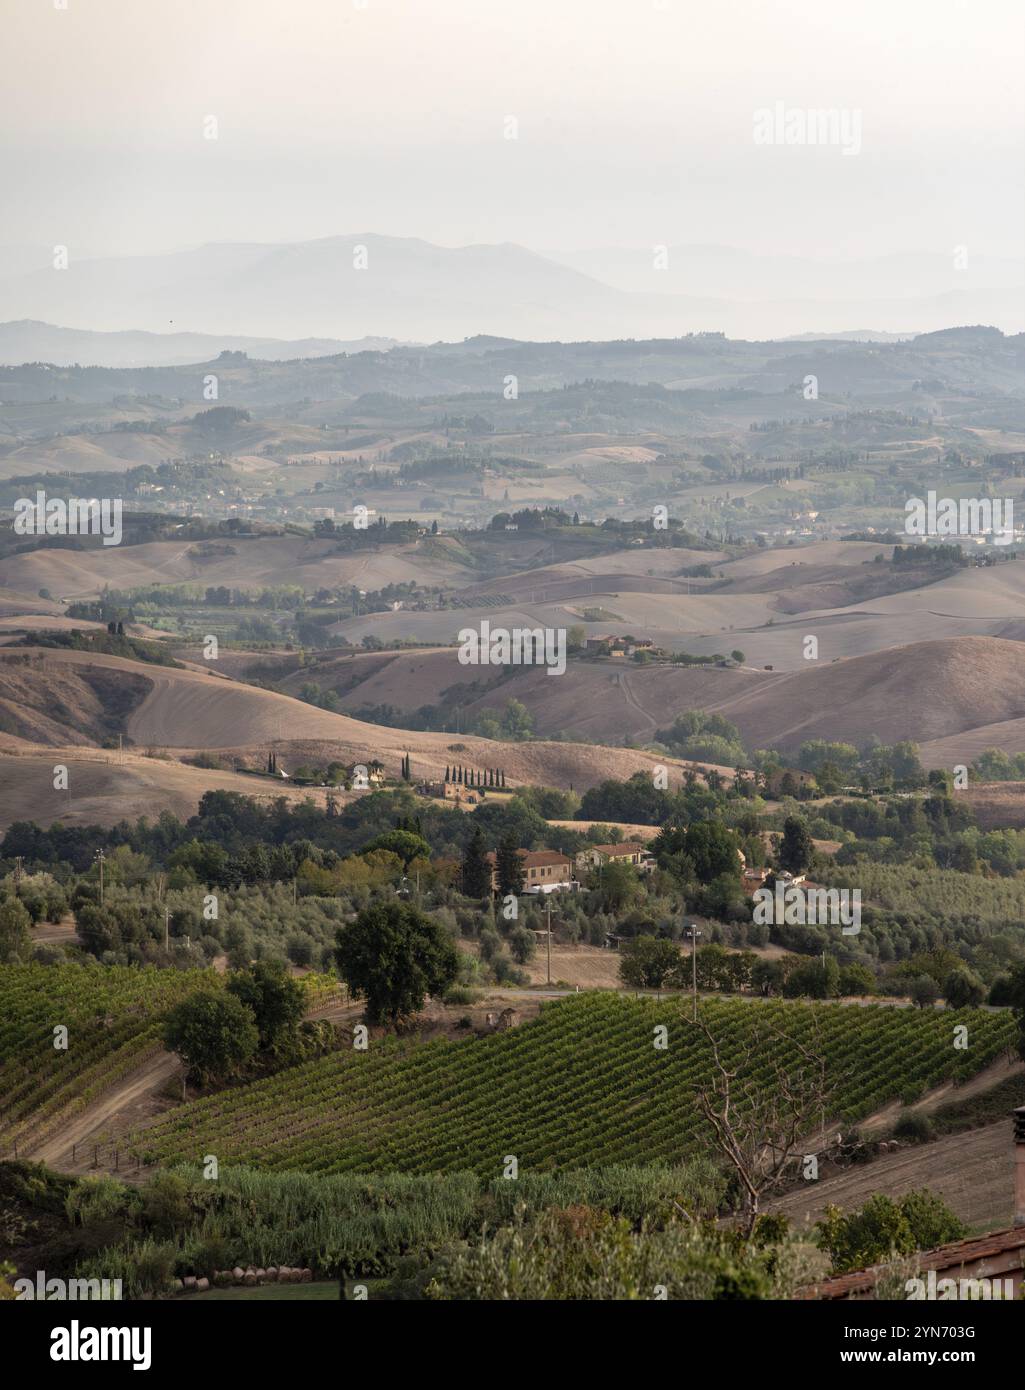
[195,1277,210,1293]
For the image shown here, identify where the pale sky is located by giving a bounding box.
[2,0,1023,260]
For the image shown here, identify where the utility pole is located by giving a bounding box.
[94,848,106,906]
[685,924,702,1021]
[13,856,23,891]
[545,897,554,986]
[164,909,172,952]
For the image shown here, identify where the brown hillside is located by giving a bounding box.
[0,535,468,602]
[209,636,1025,758]
[682,636,1025,754]
[0,749,363,831]
[961,782,1025,829]
[0,646,716,793]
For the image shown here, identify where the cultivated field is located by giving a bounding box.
[127,993,1016,1177]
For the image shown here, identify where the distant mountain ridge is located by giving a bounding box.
[0,320,403,369]
[0,233,1022,348]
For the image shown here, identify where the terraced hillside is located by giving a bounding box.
[130,993,1017,1177]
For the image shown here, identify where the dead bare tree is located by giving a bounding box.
[688,1013,848,1237]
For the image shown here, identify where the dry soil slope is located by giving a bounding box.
[771,1119,1019,1235]
[309,636,1025,755]
[0,750,360,831]
[695,636,1025,754]
[0,646,705,793]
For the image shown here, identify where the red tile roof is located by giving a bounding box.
[798,1226,1025,1300]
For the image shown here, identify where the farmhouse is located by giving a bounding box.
[576,841,655,873]
[419,778,483,805]
[762,766,817,797]
[585,636,655,658]
[486,848,578,895]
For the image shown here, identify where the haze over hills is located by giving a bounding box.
[0,320,402,368]
[1,234,1023,347]
[545,244,1025,303]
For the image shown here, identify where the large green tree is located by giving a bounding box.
[163,991,259,1090]
[777,816,814,874]
[361,829,431,867]
[816,1191,964,1275]
[684,822,741,884]
[227,959,305,1050]
[618,935,682,989]
[334,901,459,1025]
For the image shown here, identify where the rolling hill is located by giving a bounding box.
[0,646,715,819]
[275,635,1025,759]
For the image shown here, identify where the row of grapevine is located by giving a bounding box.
[130,993,1017,1177]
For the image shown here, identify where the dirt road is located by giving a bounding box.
[27,1051,181,1170]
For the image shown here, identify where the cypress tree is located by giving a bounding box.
[496,834,525,896]
[461,827,492,898]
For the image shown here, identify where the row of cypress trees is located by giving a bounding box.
[445,766,506,788]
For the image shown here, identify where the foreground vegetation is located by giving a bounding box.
[0,1158,970,1300]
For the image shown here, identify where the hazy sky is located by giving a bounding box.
[2,0,1023,261]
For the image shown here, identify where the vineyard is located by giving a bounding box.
[0,963,218,1156]
[130,993,1017,1177]
[0,964,339,1157]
